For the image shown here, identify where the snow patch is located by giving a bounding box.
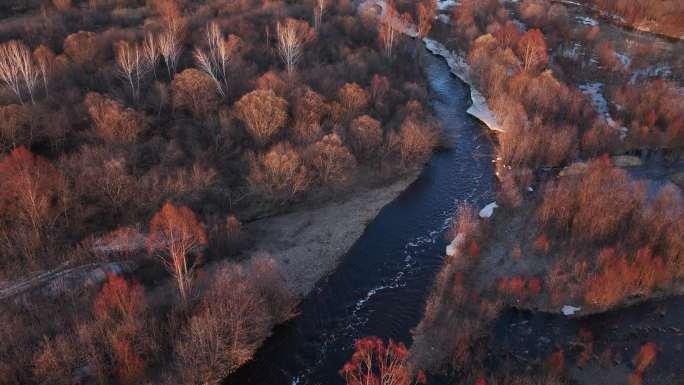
[579,82,628,139]
[437,0,458,11]
[575,16,598,26]
[615,52,630,67]
[479,202,498,218]
[423,38,502,132]
[561,305,581,316]
[446,233,466,257]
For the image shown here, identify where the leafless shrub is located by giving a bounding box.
[247,142,310,203]
[234,89,288,146]
[170,69,219,118]
[84,92,145,144]
[305,133,357,187]
[338,82,369,120]
[348,115,383,161]
[63,31,103,70]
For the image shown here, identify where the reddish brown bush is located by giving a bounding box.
[305,133,357,187]
[63,31,104,69]
[341,336,423,385]
[585,247,671,308]
[629,342,657,385]
[527,277,542,296]
[111,337,145,385]
[84,92,145,144]
[255,71,287,96]
[234,89,289,146]
[396,116,439,166]
[171,69,219,118]
[546,350,565,376]
[576,329,593,367]
[0,147,63,251]
[94,273,146,324]
[533,233,551,255]
[0,104,31,151]
[348,114,383,161]
[175,259,292,383]
[292,86,328,144]
[516,29,548,72]
[338,82,369,119]
[247,142,310,203]
[537,157,643,245]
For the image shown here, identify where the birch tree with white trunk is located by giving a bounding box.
[276,18,313,75]
[0,40,40,104]
[115,41,150,101]
[193,22,241,97]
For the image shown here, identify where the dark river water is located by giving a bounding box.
[226,44,684,385]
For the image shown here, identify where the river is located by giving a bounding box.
[225,47,497,385]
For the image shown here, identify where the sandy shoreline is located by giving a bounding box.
[244,171,421,297]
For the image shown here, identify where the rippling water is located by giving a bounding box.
[225,48,497,385]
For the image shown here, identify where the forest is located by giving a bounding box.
[0,0,440,383]
[1,0,683,384]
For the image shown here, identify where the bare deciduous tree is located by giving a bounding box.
[247,143,310,203]
[516,28,548,72]
[234,89,288,146]
[170,68,219,118]
[0,147,63,249]
[313,0,327,31]
[143,32,160,79]
[304,133,356,186]
[193,22,241,97]
[33,45,54,98]
[417,1,437,39]
[0,40,40,104]
[148,202,207,305]
[158,16,184,78]
[379,4,398,58]
[276,18,313,75]
[115,41,150,101]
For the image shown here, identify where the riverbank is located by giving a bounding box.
[360,0,502,133]
[244,171,421,297]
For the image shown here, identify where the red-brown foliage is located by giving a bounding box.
[341,336,418,385]
[171,68,219,118]
[84,92,145,144]
[149,202,208,304]
[585,247,671,308]
[234,89,289,146]
[546,350,565,376]
[111,337,146,385]
[516,29,548,72]
[247,142,310,203]
[0,147,64,268]
[94,273,146,324]
[633,342,657,373]
[576,329,593,367]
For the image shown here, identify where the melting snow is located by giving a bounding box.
[561,305,581,316]
[479,202,499,218]
[575,16,598,26]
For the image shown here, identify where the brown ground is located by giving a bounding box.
[244,171,421,297]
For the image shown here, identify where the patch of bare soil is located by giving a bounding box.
[244,171,421,297]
